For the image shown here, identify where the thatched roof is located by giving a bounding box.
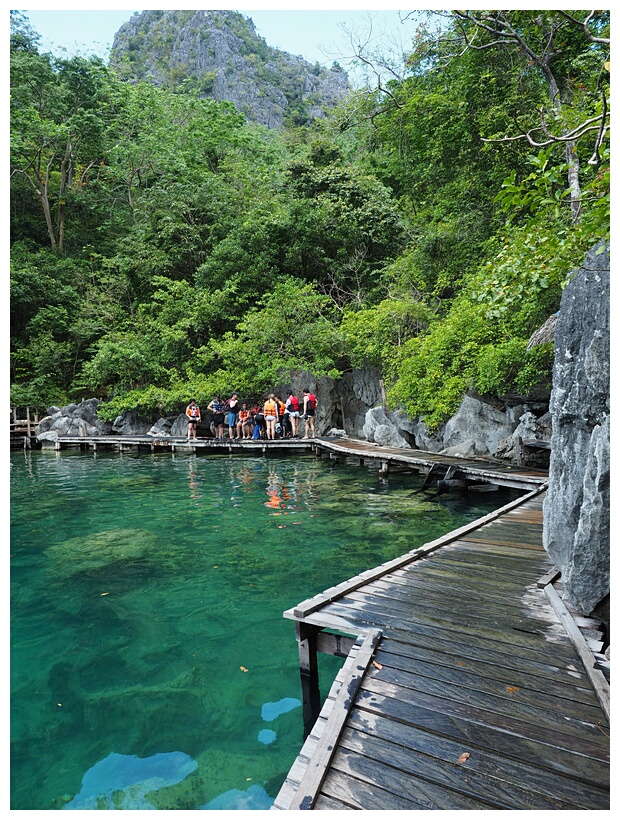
[527,312,559,350]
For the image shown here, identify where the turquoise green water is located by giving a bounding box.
[10,449,519,810]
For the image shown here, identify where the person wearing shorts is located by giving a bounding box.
[225,392,239,439]
[285,390,300,437]
[263,393,278,440]
[302,389,317,439]
[185,399,201,440]
[207,396,225,439]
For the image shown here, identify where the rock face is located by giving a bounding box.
[35,399,113,438]
[543,242,610,622]
[110,10,350,129]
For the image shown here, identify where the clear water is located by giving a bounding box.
[10,449,519,810]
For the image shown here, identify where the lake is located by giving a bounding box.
[10,449,519,809]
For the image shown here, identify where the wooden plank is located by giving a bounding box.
[371,646,605,719]
[297,605,585,677]
[369,570,555,612]
[317,598,578,658]
[359,678,609,760]
[286,628,383,810]
[361,662,608,737]
[324,750,500,809]
[319,766,429,810]
[336,726,595,810]
[345,711,609,809]
[354,690,609,784]
[292,488,547,618]
[342,589,562,639]
[544,583,610,722]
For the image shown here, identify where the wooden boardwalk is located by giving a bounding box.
[273,488,610,811]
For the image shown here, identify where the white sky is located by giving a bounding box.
[21,5,420,74]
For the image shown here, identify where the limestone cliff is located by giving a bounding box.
[543,241,610,624]
[109,10,350,129]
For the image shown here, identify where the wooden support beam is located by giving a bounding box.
[287,628,383,810]
[544,583,610,722]
[296,622,323,738]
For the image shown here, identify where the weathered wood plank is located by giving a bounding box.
[336,725,596,810]
[544,583,610,722]
[301,601,582,673]
[318,597,578,658]
[361,662,608,738]
[286,629,382,810]
[369,570,556,613]
[354,689,609,785]
[345,711,609,809]
[323,751,497,810]
[358,679,609,760]
[371,646,606,719]
[349,580,559,627]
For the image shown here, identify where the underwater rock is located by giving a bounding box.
[46,528,159,577]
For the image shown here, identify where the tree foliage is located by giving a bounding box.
[10,11,610,429]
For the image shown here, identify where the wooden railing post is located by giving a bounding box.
[296,622,323,738]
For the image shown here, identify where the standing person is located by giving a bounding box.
[236,403,252,439]
[275,395,286,438]
[251,404,265,439]
[225,392,239,439]
[263,393,278,440]
[285,390,300,437]
[302,388,317,439]
[185,399,201,441]
[207,396,226,439]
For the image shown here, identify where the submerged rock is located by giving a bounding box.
[46,528,159,577]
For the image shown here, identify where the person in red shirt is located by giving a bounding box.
[285,390,300,437]
[302,389,317,439]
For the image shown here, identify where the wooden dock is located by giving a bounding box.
[273,487,610,811]
[31,434,548,493]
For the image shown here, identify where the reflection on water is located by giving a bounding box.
[11,450,519,809]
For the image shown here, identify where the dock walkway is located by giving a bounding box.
[273,488,610,811]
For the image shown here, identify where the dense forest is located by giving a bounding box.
[10,10,610,430]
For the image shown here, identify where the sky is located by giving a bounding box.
[21,4,424,77]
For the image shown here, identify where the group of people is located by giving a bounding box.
[185,389,318,441]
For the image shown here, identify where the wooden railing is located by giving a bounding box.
[10,407,42,436]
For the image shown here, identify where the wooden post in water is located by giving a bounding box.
[296,622,323,737]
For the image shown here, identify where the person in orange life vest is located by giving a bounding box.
[302,389,317,439]
[236,403,252,439]
[185,399,201,440]
[285,390,300,437]
[263,393,279,440]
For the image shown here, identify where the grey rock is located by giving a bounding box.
[442,441,481,458]
[111,411,153,436]
[363,408,410,449]
[147,418,173,437]
[110,10,350,130]
[441,394,514,457]
[543,241,609,618]
[170,415,189,437]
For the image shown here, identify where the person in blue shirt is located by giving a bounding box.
[207,396,225,439]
